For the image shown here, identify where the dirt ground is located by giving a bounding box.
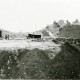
[0,40,61,51]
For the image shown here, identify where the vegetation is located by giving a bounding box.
[0,39,80,79]
[49,42,80,79]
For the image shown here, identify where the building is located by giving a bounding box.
[28,34,41,39]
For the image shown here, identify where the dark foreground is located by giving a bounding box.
[0,40,80,79]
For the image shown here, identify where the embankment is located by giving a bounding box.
[0,42,80,79]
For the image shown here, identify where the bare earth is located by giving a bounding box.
[0,40,61,51]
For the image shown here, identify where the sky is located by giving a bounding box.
[0,0,80,32]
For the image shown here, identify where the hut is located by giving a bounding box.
[28,34,41,39]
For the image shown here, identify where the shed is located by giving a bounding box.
[28,34,41,38]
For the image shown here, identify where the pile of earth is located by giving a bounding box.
[0,42,80,79]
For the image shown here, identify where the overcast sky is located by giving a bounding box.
[0,0,80,32]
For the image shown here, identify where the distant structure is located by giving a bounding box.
[28,34,41,39]
[5,35,9,40]
[0,30,2,38]
[0,29,10,40]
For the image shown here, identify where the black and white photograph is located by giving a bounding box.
[0,0,80,79]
